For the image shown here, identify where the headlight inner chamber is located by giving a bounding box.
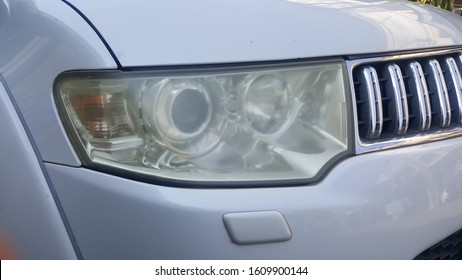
[57,61,350,184]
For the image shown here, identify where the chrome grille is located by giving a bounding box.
[350,50,462,152]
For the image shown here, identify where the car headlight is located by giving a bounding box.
[56,60,352,186]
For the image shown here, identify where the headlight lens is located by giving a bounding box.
[56,61,351,185]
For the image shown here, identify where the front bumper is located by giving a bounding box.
[46,136,462,259]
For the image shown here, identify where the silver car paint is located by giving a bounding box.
[47,135,462,259]
[0,0,117,166]
[0,81,76,259]
[67,0,462,67]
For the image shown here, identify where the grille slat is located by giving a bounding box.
[427,59,451,128]
[352,51,462,144]
[444,57,462,124]
[406,61,432,132]
[357,66,383,139]
[385,63,409,135]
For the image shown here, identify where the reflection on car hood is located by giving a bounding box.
[66,0,462,67]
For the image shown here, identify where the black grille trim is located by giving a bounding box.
[414,228,462,260]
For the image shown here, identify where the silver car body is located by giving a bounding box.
[1,0,462,259]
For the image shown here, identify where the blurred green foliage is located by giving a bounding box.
[416,0,455,11]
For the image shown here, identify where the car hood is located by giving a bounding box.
[66,0,462,67]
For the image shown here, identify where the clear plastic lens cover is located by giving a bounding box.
[57,61,350,184]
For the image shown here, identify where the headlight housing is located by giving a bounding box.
[56,60,352,186]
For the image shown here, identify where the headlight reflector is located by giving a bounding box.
[240,73,296,139]
[57,61,351,185]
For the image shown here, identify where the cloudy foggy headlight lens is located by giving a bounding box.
[240,73,296,140]
[57,61,350,185]
[171,88,210,134]
[140,77,225,156]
